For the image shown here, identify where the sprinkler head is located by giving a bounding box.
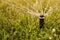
[40,15,44,18]
[39,15,44,29]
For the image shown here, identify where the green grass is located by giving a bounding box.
[0,0,60,40]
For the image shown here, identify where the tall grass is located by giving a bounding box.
[0,0,60,40]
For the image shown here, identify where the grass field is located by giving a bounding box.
[0,0,60,40]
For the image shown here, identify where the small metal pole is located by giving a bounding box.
[39,15,44,28]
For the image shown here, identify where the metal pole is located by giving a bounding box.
[39,15,44,28]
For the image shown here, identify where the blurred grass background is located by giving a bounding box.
[0,0,60,40]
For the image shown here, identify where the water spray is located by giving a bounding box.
[3,0,53,29]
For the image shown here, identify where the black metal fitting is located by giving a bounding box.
[39,15,44,28]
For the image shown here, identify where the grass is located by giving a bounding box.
[0,0,60,40]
